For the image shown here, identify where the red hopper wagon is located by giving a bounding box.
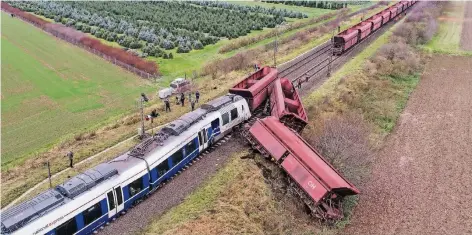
[269,78,308,133]
[366,14,383,32]
[229,66,278,111]
[353,21,372,41]
[333,1,416,56]
[245,117,360,222]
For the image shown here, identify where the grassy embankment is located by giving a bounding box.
[423,1,472,56]
[142,14,424,234]
[2,3,387,209]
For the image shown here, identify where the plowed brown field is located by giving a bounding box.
[343,55,472,235]
[460,1,472,51]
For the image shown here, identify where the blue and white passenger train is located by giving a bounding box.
[1,94,251,235]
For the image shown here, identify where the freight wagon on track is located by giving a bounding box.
[333,0,417,55]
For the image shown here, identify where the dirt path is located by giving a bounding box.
[460,1,472,51]
[343,55,472,235]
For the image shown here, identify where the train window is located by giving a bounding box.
[185,140,197,155]
[156,160,169,177]
[230,108,238,121]
[115,187,123,205]
[56,217,77,235]
[107,191,115,211]
[171,149,184,165]
[222,113,229,125]
[198,132,203,146]
[211,118,220,129]
[204,129,208,143]
[128,177,143,197]
[83,202,103,226]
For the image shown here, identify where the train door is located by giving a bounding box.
[198,125,211,151]
[107,186,124,218]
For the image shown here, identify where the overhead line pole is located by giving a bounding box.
[327,26,335,77]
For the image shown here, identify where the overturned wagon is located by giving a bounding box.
[245,117,359,222]
[269,77,307,133]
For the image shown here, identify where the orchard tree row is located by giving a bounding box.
[262,1,348,10]
[190,1,308,19]
[8,1,295,57]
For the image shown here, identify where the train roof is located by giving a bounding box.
[1,190,67,233]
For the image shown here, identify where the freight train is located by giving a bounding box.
[333,0,417,55]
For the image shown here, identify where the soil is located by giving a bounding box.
[460,1,472,51]
[342,55,472,235]
[99,136,247,235]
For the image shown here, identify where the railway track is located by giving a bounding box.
[277,17,400,97]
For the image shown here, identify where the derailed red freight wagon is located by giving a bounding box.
[246,117,360,222]
[229,66,278,111]
[269,78,308,133]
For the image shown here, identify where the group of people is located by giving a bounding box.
[164,90,200,112]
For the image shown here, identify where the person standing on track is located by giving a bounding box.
[66,151,74,168]
[164,98,171,112]
[191,98,195,111]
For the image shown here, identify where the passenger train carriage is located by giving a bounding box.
[1,94,251,235]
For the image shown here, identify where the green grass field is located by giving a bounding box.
[425,1,467,54]
[1,12,155,166]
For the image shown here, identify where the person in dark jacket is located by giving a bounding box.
[180,93,185,107]
[66,151,74,168]
[191,98,195,111]
[195,91,200,103]
[164,98,171,112]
